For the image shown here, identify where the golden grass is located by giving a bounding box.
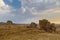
[0,25,60,40]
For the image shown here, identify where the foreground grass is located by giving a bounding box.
[0,27,60,40]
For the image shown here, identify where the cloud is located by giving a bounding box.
[0,0,16,22]
[0,0,6,7]
[0,0,60,24]
[0,0,15,14]
[15,0,60,24]
[9,0,13,3]
[21,7,60,24]
[0,6,14,14]
[21,0,60,10]
[21,7,26,13]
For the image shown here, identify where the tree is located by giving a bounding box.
[27,22,37,28]
[39,19,50,30]
[6,20,13,29]
[49,23,56,32]
[31,22,37,28]
[39,19,56,32]
[7,20,13,25]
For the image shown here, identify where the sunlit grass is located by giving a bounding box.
[0,25,60,40]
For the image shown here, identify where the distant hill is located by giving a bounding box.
[0,22,6,25]
[55,24,60,27]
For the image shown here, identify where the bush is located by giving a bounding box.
[39,19,56,32]
[7,20,13,25]
[27,22,37,28]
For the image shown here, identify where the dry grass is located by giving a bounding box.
[0,25,60,40]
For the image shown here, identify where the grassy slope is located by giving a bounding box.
[0,26,60,40]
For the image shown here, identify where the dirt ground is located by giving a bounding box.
[0,25,60,40]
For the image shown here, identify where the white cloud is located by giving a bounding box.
[0,0,15,14]
[21,0,60,15]
[31,7,60,15]
[23,7,60,24]
[20,0,60,24]
[21,7,26,13]
[26,0,43,3]
[21,0,60,9]
[0,0,6,7]
[0,0,60,24]
[9,0,13,3]
[56,0,60,7]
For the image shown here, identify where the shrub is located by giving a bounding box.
[39,19,56,32]
[27,22,37,28]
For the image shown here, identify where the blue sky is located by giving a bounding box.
[3,0,21,9]
[0,0,60,24]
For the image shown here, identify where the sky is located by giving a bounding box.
[0,0,60,24]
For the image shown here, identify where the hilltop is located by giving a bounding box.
[0,27,60,40]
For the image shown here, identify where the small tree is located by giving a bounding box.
[49,23,56,32]
[6,20,13,29]
[39,19,50,30]
[39,19,56,32]
[27,22,37,28]
[31,22,37,28]
[7,20,13,25]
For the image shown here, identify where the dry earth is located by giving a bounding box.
[0,25,60,40]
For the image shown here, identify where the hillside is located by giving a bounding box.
[0,27,60,40]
